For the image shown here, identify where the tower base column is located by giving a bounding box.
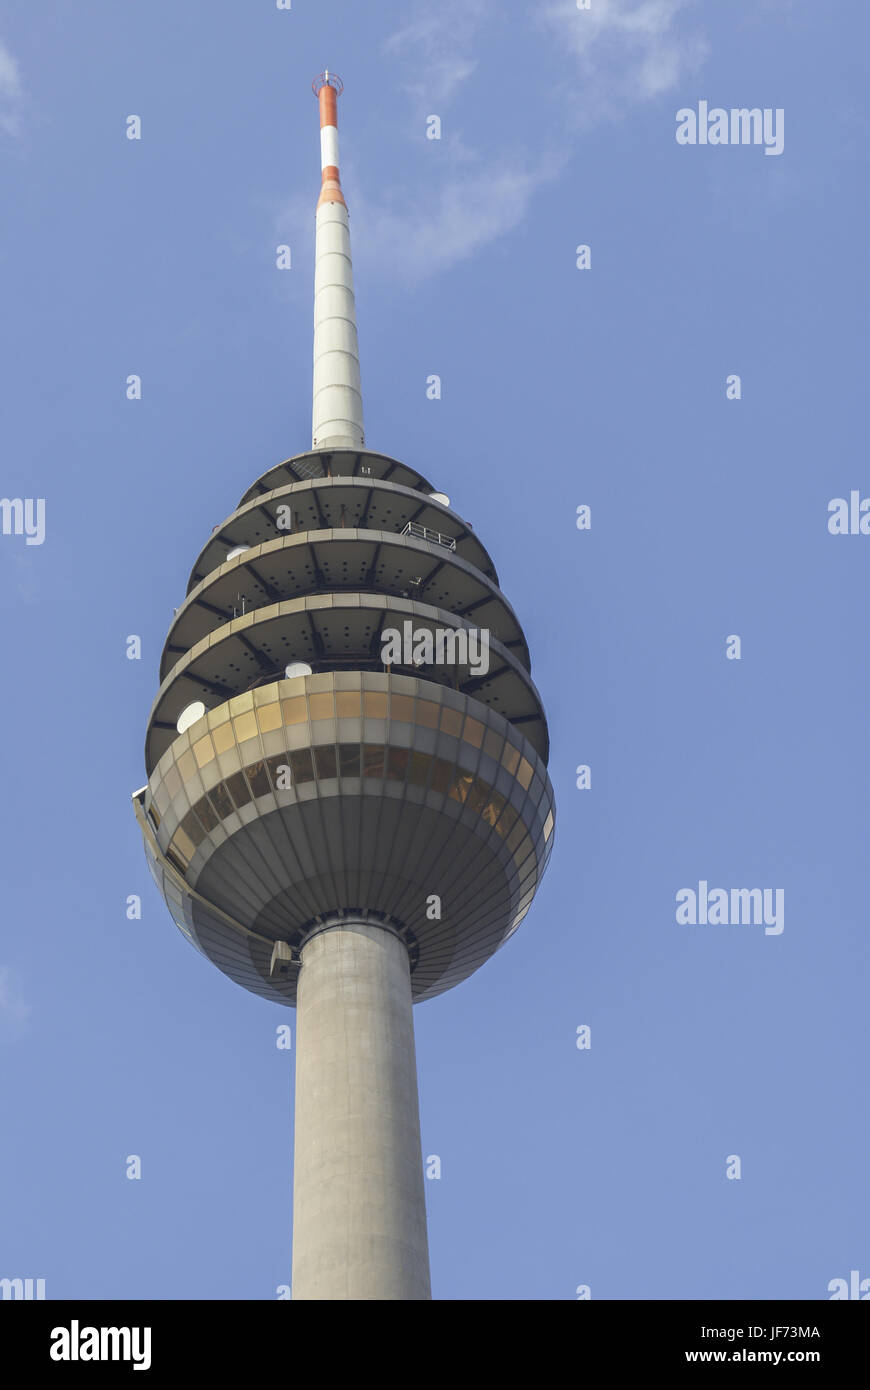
[291,922,431,1300]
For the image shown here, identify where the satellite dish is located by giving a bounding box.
[226,545,249,562]
[429,491,450,507]
[285,661,313,680]
[177,700,207,734]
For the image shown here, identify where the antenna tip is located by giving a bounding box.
[312,71,344,97]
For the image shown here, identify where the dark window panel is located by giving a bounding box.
[226,770,253,810]
[245,761,271,798]
[314,745,338,780]
[289,748,315,784]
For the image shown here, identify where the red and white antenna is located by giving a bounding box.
[311,71,364,451]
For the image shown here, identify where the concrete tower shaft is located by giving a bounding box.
[291,922,431,1299]
[312,73,364,452]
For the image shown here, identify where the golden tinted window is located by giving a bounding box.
[164,764,182,799]
[501,743,520,776]
[416,700,440,729]
[176,750,196,783]
[233,711,258,744]
[172,826,196,862]
[166,844,190,874]
[517,757,533,791]
[440,707,463,737]
[212,721,236,755]
[309,693,334,721]
[257,701,283,734]
[463,718,484,749]
[390,694,414,723]
[336,692,361,718]
[364,691,388,719]
[193,734,215,768]
[483,728,503,761]
[282,696,308,725]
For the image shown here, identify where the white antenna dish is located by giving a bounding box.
[226,545,249,562]
[177,700,207,734]
[285,661,313,680]
[429,491,450,507]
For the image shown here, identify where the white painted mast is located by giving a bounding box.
[311,72,365,451]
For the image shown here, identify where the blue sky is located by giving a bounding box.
[0,0,867,1300]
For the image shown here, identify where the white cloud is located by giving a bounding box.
[0,40,23,137]
[0,966,30,1033]
[539,0,708,119]
[376,1,566,280]
[321,1,710,280]
[354,155,563,283]
[384,0,495,106]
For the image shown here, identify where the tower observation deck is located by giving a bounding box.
[133,73,555,1300]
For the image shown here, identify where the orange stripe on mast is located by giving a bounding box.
[314,71,346,209]
[319,83,338,130]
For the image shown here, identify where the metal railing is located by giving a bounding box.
[401,520,456,551]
